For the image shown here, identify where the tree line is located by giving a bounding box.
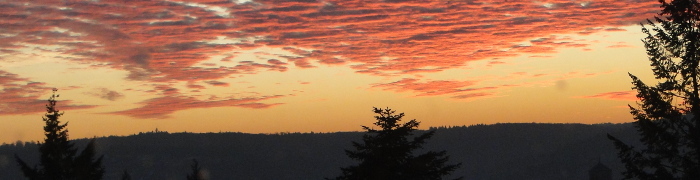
[13,90,461,179]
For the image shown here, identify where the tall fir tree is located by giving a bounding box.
[330,107,462,180]
[15,89,104,180]
[607,0,700,179]
[186,159,206,180]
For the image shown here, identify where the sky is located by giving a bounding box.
[0,0,663,144]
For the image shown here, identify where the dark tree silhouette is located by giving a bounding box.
[607,0,700,179]
[72,139,104,180]
[330,107,462,180]
[120,170,132,180]
[15,89,104,180]
[186,159,206,180]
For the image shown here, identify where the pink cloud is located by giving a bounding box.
[187,84,206,89]
[451,92,495,100]
[372,78,498,99]
[0,70,97,115]
[607,42,634,48]
[577,91,638,101]
[205,80,230,87]
[108,95,285,119]
[0,0,659,80]
[605,27,627,32]
[0,0,661,115]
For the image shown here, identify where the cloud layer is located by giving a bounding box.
[0,0,657,76]
[0,0,659,118]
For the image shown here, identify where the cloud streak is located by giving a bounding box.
[0,70,97,115]
[86,88,125,101]
[372,78,498,99]
[108,95,285,119]
[577,91,638,101]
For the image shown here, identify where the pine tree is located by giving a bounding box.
[607,0,700,179]
[329,107,462,180]
[15,89,104,180]
[186,159,206,180]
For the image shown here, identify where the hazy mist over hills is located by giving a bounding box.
[0,123,639,180]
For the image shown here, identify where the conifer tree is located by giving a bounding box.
[186,159,206,180]
[607,0,700,179]
[15,89,104,180]
[72,139,104,180]
[330,107,462,180]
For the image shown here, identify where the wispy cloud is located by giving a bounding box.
[205,80,230,87]
[451,92,496,100]
[0,70,97,115]
[108,95,284,119]
[86,88,125,101]
[372,78,498,99]
[577,91,638,101]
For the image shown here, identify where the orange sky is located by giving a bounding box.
[0,0,662,144]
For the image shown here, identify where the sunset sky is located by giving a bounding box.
[0,0,663,144]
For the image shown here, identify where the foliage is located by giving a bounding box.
[330,107,462,180]
[15,90,104,180]
[607,0,700,179]
[186,159,207,180]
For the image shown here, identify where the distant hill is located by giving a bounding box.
[0,123,640,180]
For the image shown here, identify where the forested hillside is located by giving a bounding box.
[0,123,639,180]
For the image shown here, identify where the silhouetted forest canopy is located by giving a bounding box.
[0,86,644,180]
[1,122,640,180]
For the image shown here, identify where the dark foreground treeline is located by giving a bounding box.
[0,123,639,180]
